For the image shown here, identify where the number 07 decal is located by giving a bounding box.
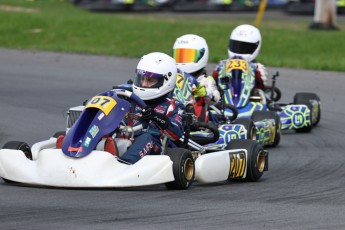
[86,96,117,115]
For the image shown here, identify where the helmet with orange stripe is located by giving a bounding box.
[173,34,209,75]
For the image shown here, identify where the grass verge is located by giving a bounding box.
[0,0,344,71]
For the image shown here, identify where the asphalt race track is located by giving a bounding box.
[0,48,345,230]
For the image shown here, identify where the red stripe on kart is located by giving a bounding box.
[68,146,83,152]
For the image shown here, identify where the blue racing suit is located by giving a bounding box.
[120,94,185,164]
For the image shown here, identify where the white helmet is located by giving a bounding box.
[173,34,209,74]
[132,52,177,101]
[228,24,261,62]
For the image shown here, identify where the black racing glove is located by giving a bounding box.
[141,106,170,130]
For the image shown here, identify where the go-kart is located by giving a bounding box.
[0,89,268,189]
[210,58,281,147]
[264,71,321,133]
[215,57,321,134]
[115,68,278,149]
[171,70,279,150]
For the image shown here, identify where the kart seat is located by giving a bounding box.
[56,135,64,149]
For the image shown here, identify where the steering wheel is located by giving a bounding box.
[109,89,146,139]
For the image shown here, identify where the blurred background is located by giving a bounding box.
[69,0,345,14]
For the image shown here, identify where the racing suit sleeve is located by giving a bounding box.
[212,60,226,80]
[161,99,185,141]
[185,72,207,98]
[254,62,268,90]
[193,84,207,98]
[197,75,221,105]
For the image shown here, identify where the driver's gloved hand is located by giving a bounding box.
[141,106,169,130]
[141,106,154,121]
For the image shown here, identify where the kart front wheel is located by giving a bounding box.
[226,140,267,182]
[2,141,32,160]
[252,110,281,147]
[165,148,195,190]
[1,141,33,183]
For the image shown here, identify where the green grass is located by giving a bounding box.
[1,0,345,71]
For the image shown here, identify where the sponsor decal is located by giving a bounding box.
[154,106,166,114]
[228,151,246,179]
[177,40,189,45]
[98,112,105,121]
[89,125,99,138]
[139,141,154,158]
[153,115,166,125]
[84,137,91,147]
[137,69,146,75]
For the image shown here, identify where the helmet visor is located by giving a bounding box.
[173,48,205,63]
[229,39,259,55]
[134,69,165,89]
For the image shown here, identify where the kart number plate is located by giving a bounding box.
[226,59,248,74]
[86,96,117,115]
[176,73,185,90]
[229,151,247,179]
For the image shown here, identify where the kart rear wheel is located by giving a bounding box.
[294,92,321,126]
[226,140,266,182]
[233,118,256,141]
[165,148,195,190]
[2,141,32,183]
[252,111,281,147]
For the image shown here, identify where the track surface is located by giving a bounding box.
[0,49,345,230]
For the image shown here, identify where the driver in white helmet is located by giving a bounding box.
[173,34,220,122]
[119,52,185,164]
[212,24,268,90]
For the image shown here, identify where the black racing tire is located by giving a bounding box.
[226,139,266,182]
[2,141,32,160]
[53,131,66,138]
[190,122,220,145]
[294,92,321,126]
[252,110,281,147]
[232,118,256,141]
[224,104,238,122]
[264,86,282,102]
[2,141,33,183]
[165,148,195,190]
